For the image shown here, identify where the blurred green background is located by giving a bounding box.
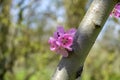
[0,0,120,80]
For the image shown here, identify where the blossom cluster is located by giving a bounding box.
[48,26,76,57]
[111,3,120,18]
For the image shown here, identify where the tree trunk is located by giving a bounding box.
[52,0,119,80]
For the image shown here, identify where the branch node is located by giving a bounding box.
[95,24,101,29]
[76,66,83,79]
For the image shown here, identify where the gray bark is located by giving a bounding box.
[52,0,119,80]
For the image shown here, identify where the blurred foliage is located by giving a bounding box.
[64,0,87,28]
[0,0,120,80]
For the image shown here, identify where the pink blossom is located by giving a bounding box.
[48,37,58,51]
[53,26,65,39]
[111,3,120,18]
[67,28,76,36]
[57,34,73,51]
[56,47,68,57]
[48,26,76,57]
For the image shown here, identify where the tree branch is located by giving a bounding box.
[52,0,117,80]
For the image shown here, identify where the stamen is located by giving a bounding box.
[63,43,66,45]
[57,32,60,37]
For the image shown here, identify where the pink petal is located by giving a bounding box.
[111,11,120,18]
[67,28,76,35]
[115,3,120,9]
[57,26,65,33]
[113,9,120,18]
[50,47,56,51]
[56,48,68,57]
[56,41,61,46]
[48,37,54,43]
[48,37,58,51]
[58,34,73,49]
[53,26,65,39]
[66,47,72,51]
[111,3,120,18]
[61,50,68,57]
